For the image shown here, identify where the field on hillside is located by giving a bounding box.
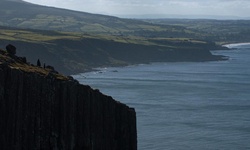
[0,26,226,75]
[143,19,250,44]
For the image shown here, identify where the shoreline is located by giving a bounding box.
[222,42,250,48]
[72,46,230,75]
[72,57,228,76]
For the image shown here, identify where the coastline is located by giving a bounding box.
[73,56,228,76]
[223,42,250,48]
[72,50,229,75]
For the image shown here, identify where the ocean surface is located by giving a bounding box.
[73,44,250,150]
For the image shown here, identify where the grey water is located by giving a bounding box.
[73,44,250,150]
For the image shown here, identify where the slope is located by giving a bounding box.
[0,0,192,37]
[0,26,227,75]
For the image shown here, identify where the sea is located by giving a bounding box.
[73,43,250,150]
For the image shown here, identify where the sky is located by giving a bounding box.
[23,0,250,19]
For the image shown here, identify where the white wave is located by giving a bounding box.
[223,42,250,48]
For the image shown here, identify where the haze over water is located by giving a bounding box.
[74,44,250,150]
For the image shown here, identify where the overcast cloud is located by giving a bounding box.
[24,0,250,18]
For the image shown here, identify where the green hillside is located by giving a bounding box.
[0,0,230,75]
[1,0,250,42]
[143,19,250,44]
[0,0,198,38]
[0,26,226,75]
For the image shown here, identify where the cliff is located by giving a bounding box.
[0,49,137,150]
[0,35,227,75]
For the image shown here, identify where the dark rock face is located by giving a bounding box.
[6,44,16,55]
[0,64,137,150]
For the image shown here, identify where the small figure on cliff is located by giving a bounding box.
[37,59,41,67]
[6,44,16,55]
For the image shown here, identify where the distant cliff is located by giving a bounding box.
[0,34,228,75]
[0,49,137,150]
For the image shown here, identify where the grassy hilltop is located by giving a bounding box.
[0,0,187,36]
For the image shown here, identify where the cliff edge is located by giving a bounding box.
[0,48,137,149]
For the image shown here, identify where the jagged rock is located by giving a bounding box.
[6,44,16,55]
[46,65,55,70]
[18,56,27,63]
[67,75,79,84]
[46,65,59,74]
[0,53,137,150]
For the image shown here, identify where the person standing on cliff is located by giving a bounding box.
[37,59,41,67]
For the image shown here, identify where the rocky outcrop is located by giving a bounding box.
[0,49,137,150]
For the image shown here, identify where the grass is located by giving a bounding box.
[143,19,250,43]
[0,26,212,48]
[0,26,226,75]
[0,49,68,80]
[0,29,81,43]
